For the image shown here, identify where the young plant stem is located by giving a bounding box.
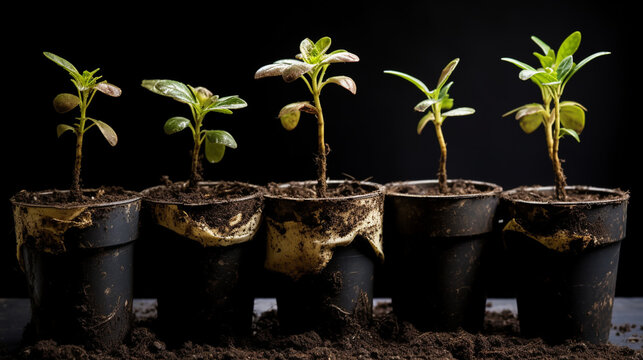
[190,113,204,189]
[72,90,90,197]
[311,68,328,198]
[551,98,567,200]
[434,122,448,194]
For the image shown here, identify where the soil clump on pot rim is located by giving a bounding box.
[8,301,642,360]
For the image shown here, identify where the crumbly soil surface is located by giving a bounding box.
[266,181,376,199]
[387,180,492,196]
[11,187,137,207]
[143,178,261,205]
[503,186,627,203]
[8,302,642,360]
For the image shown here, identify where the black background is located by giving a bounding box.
[3,1,640,297]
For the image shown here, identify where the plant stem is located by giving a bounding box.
[433,120,448,194]
[72,90,88,197]
[190,114,204,189]
[551,98,567,200]
[313,91,328,198]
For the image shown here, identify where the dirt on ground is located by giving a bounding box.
[6,302,643,360]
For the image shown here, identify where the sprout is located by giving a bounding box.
[255,36,359,198]
[141,79,246,188]
[44,52,121,197]
[502,31,610,200]
[384,59,475,194]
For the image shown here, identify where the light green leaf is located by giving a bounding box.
[205,142,225,163]
[531,36,551,55]
[383,70,432,97]
[559,128,580,142]
[164,116,192,135]
[417,112,435,134]
[515,105,546,120]
[414,98,440,112]
[533,51,555,69]
[44,52,79,76]
[89,119,118,146]
[519,69,545,81]
[502,103,544,118]
[282,62,315,82]
[299,38,315,62]
[442,107,475,117]
[56,124,75,137]
[438,81,453,99]
[564,51,610,84]
[441,97,454,111]
[556,31,581,66]
[314,37,332,57]
[53,93,80,113]
[278,102,316,130]
[519,112,544,134]
[556,55,574,81]
[206,95,248,112]
[323,76,357,94]
[559,103,585,134]
[205,130,237,148]
[501,57,537,72]
[320,50,359,64]
[437,58,459,91]
[280,111,300,131]
[141,79,197,105]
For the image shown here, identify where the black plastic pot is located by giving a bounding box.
[141,181,264,344]
[10,190,141,350]
[500,185,629,344]
[263,180,385,334]
[384,179,502,332]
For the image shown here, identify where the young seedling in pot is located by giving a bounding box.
[45,52,121,198]
[141,79,247,188]
[384,59,475,194]
[254,36,359,198]
[502,31,609,201]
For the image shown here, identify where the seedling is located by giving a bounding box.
[142,79,246,188]
[502,31,609,200]
[384,59,475,194]
[254,36,359,198]
[45,52,121,197]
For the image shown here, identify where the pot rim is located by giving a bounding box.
[10,188,142,209]
[384,179,502,199]
[264,179,384,201]
[500,185,629,206]
[141,180,264,206]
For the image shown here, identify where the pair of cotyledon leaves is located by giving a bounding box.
[384,58,476,135]
[141,79,247,164]
[45,52,120,147]
[502,31,610,142]
[254,37,359,131]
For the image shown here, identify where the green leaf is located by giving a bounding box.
[141,79,197,105]
[556,55,574,81]
[501,57,537,72]
[417,112,435,134]
[206,95,248,112]
[164,116,192,135]
[278,102,316,130]
[502,103,544,118]
[53,93,80,113]
[323,76,357,94]
[414,98,440,112]
[255,62,291,79]
[519,112,544,134]
[437,58,459,91]
[556,31,581,66]
[89,119,118,146]
[282,61,315,82]
[299,38,315,62]
[519,69,545,81]
[205,130,237,148]
[442,107,475,117]
[320,50,359,64]
[56,124,75,137]
[383,70,431,97]
[44,52,79,76]
[559,103,585,134]
[280,110,300,131]
[559,128,580,142]
[438,81,453,99]
[531,36,551,55]
[314,37,332,57]
[533,52,555,69]
[564,51,610,84]
[94,82,121,97]
[441,97,454,111]
[515,105,546,120]
[204,130,237,162]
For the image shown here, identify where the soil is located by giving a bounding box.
[503,186,627,203]
[266,180,375,199]
[6,302,642,360]
[144,178,261,205]
[11,187,137,207]
[387,180,490,196]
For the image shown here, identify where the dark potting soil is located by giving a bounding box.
[388,180,490,196]
[503,186,627,203]
[144,178,261,205]
[11,187,137,207]
[9,302,642,360]
[266,181,375,199]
